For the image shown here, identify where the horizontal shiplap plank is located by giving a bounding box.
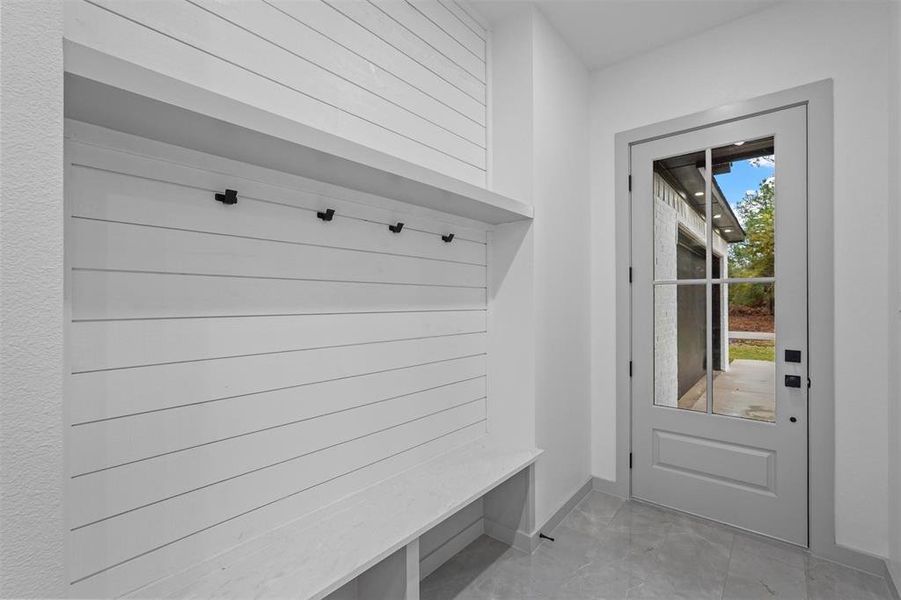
[408,0,485,58]
[71,270,486,321]
[370,0,484,77]
[69,400,486,583]
[67,137,489,245]
[190,0,484,144]
[264,0,485,121]
[71,355,484,470]
[72,311,485,373]
[70,378,487,523]
[437,0,486,41]
[88,0,484,166]
[65,1,486,184]
[70,331,486,422]
[68,164,486,266]
[325,0,483,92]
[70,421,485,597]
[64,80,492,598]
[70,219,486,288]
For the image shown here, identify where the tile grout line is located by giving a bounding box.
[720,534,736,600]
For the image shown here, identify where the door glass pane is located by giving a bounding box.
[654,283,706,411]
[652,137,779,421]
[712,282,776,422]
[712,137,776,278]
[654,150,708,281]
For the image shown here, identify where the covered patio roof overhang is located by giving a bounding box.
[652,136,776,245]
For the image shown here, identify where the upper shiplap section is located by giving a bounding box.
[64,0,489,186]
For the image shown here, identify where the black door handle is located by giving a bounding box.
[785,375,802,388]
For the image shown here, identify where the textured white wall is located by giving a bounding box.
[590,1,894,557]
[889,0,901,587]
[0,1,67,597]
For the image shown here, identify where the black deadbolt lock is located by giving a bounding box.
[785,349,802,363]
[785,375,802,388]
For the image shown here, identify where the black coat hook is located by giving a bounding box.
[317,208,335,221]
[215,189,238,205]
[441,233,454,243]
[388,222,404,233]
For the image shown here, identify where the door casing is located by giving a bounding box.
[610,80,882,574]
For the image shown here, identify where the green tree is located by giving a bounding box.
[728,176,775,313]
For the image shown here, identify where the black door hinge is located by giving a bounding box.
[807,377,811,389]
[629,453,633,469]
[629,361,633,377]
[628,174,632,192]
[629,267,633,283]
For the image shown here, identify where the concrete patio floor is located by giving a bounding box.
[677,359,776,422]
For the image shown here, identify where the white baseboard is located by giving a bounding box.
[537,478,593,538]
[483,518,534,554]
[592,475,628,499]
[811,540,893,579]
[488,477,595,554]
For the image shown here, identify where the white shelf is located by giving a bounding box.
[64,42,532,225]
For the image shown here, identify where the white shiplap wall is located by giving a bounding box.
[64,122,490,597]
[63,0,488,186]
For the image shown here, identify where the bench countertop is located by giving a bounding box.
[130,438,542,600]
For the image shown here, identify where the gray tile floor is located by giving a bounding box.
[422,492,895,600]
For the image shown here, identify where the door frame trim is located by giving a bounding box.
[614,79,882,574]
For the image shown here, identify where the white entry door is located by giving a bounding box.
[630,106,808,545]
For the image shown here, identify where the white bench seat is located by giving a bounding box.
[129,439,541,600]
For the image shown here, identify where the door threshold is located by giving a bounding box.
[628,495,807,550]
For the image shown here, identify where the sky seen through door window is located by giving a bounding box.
[715,156,775,216]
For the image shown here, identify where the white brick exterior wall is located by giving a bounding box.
[654,183,679,406]
[653,173,730,407]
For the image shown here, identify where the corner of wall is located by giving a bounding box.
[527,8,593,527]
[487,7,534,205]
[888,0,901,587]
[0,0,67,596]
[486,4,537,454]
[486,4,593,527]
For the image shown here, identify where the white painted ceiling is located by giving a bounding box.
[469,0,779,70]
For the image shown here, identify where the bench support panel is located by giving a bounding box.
[483,464,537,553]
[324,541,419,600]
[404,539,420,600]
